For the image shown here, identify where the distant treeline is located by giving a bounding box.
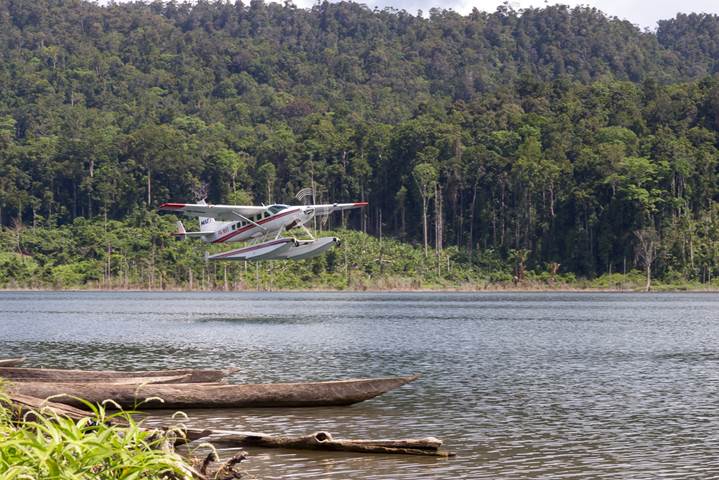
[0,215,680,291]
[0,215,500,290]
[2,0,719,284]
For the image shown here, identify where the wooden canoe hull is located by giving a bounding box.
[7,375,419,410]
[0,358,25,367]
[0,367,233,383]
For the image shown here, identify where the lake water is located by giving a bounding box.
[1,291,719,478]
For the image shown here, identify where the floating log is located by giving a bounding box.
[201,430,454,457]
[0,366,235,383]
[0,357,25,367]
[7,375,419,410]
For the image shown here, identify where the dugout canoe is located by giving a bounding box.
[7,375,419,410]
[0,366,235,383]
[0,358,25,367]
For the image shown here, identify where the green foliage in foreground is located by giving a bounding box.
[0,392,194,479]
[1,212,714,291]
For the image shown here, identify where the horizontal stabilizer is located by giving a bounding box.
[174,221,213,240]
[181,231,213,238]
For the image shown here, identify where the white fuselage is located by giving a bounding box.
[204,206,313,244]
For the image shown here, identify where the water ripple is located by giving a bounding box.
[2,291,719,478]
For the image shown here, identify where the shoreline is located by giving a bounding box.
[2,285,718,293]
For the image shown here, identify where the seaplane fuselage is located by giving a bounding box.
[160,202,367,243]
[202,205,310,244]
[159,200,367,261]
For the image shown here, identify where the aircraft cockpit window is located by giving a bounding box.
[267,205,289,215]
[267,205,287,215]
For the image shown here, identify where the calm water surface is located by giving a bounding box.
[1,291,719,479]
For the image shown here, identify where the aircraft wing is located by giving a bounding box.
[309,202,368,216]
[159,203,267,221]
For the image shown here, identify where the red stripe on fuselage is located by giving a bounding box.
[160,203,186,209]
[212,208,299,244]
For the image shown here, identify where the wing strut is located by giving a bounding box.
[300,224,316,240]
[232,210,267,233]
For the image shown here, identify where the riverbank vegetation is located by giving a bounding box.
[2,1,719,290]
[0,390,200,479]
[1,214,715,291]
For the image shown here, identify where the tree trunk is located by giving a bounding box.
[634,228,657,293]
[422,198,428,257]
[435,184,443,253]
[147,170,152,206]
[468,181,478,252]
[207,430,454,457]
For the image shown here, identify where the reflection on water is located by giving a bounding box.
[2,291,719,478]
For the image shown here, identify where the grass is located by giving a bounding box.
[0,390,200,479]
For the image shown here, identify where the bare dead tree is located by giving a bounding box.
[10,217,23,254]
[548,262,561,283]
[634,227,658,292]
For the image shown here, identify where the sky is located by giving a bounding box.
[290,0,719,29]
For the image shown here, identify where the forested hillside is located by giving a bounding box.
[2,0,719,288]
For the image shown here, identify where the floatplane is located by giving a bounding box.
[158,200,367,261]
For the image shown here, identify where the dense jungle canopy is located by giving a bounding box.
[2,0,719,286]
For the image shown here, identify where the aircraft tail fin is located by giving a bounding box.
[198,216,217,232]
[174,221,186,240]
[196,199,218,233]
[174,219,214,241]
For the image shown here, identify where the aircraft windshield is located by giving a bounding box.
[266,204,289,215]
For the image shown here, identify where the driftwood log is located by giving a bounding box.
[3,394,451,458]
[205,430,455,457]
[7,375,419,410]
[0,366,235,383]
[0,358,25,367]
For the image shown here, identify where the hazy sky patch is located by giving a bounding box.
[290,0,719,29]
